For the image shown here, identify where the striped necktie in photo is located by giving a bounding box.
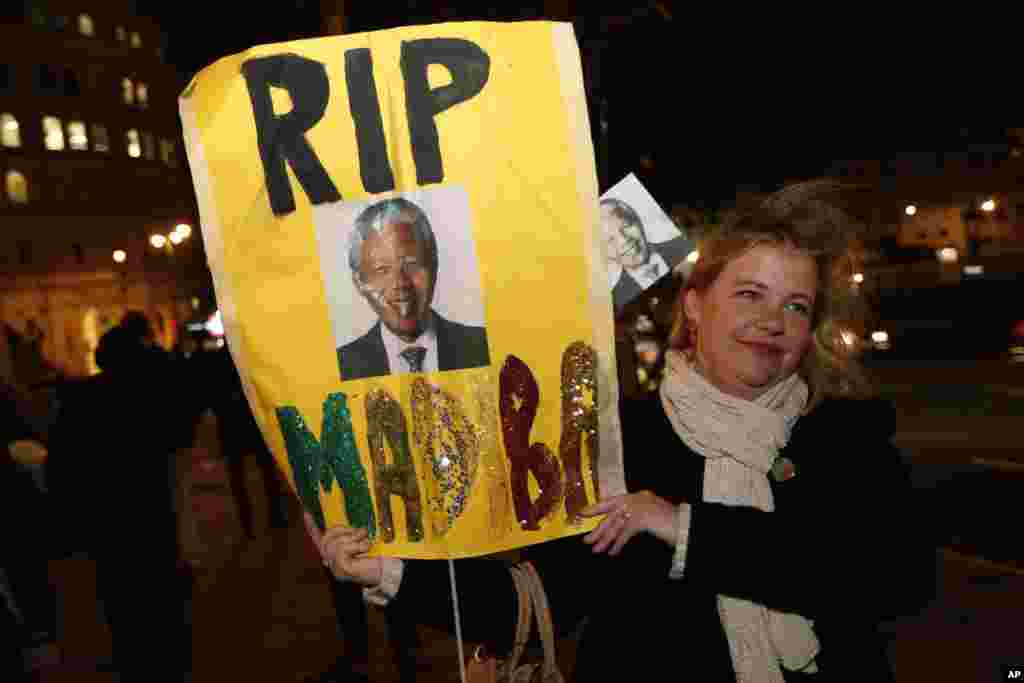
[400,345,427,373]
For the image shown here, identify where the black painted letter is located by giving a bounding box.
[242,54,340,216]
[344,48,396,193]
[400,38,490,185]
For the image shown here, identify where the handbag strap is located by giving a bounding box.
[519,562,563,682]
[500,563,534,675]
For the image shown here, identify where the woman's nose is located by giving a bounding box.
[754,307,785,333]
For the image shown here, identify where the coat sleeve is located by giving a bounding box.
[387,532,617,653]
[387,556,520,653]
[680,400,934,623]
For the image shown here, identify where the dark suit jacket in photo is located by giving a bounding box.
[337,311,490,380]
[612,235,693,313]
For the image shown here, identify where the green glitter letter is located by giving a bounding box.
[275,393,376,535]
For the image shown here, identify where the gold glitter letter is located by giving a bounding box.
[365,389,424,542]
[560,342,600,522]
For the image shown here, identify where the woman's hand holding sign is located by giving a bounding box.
[581,491,681,556]
[304,512,383,586]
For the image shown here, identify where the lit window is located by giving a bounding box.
[121,77,134,104]
[42,116,64,150]
[135,82,148,107]
[126,129,141,158]
[130,32,142,48]
[91,124,109,152]
[116,26,126,42]
[160,138,177,167]
[67,121,88,150]
[142,132,155,160]
[6,170,28,204]
[1,113,20,148]
[78,14,94,36]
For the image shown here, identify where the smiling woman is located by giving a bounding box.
[315,181,930,682]
[670,187,873,408]
[681,245,817,402]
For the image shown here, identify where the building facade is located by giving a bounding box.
[0,1,207,380]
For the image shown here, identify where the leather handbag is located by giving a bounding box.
[465,561,565,683]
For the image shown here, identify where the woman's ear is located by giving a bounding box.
[683,288,702,329]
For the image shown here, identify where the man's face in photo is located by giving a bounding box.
[602,204,650,269]
[354,213,436,343]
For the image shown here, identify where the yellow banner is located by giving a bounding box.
[179,21,624,558]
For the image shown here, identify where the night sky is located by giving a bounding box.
[135,4,1009,206]
[136,1,323,80]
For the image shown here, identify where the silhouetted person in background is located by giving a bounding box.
[119,311,200,581]
[2,382,60,680]
[196,345,289,538]
[47,323,192,680]
[119,311,198,452]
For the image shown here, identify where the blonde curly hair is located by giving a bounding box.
[668,181,874,409]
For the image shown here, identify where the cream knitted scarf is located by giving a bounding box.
[659,350,819,682]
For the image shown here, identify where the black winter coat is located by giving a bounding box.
[391,396,933,682]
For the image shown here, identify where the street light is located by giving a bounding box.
[150,234,167,249]
[871,330,891,350]
[205,310,224,337]
[905,205,917,216]
[169,231,185,245]
[981,199,996,212]
[174,223,192,238]
[852,272,865,284]
[112,249,127,263]
[936,247,958,264]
